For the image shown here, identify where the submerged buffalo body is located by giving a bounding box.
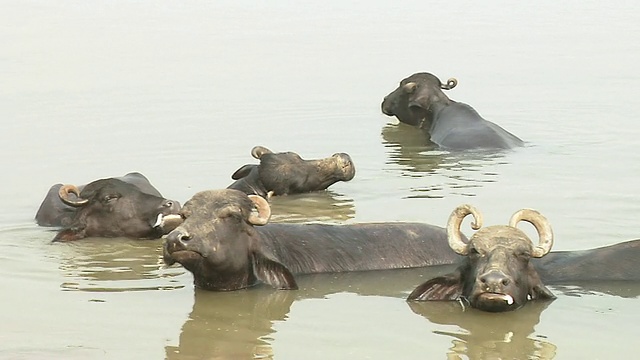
[408,204,640,312]
[381,72,524,150]
[227,146,355,198]
[37,173,182,242]
[163,189,459,291]
[534,239,640,283]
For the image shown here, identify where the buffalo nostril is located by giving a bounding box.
[479,271,510,288]
[168,230,190,243]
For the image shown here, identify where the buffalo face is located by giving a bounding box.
[381,72,457,128]
[228,146,356,197]
[163,189,296,291]
[53,178,181,242]
[408,204,555,312]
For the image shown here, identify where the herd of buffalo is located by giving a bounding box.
[35,72,639,313]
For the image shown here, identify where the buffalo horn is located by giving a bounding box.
[58,184,89,207]
[440,78,458,90]
[446,204,483,255]
[402,82,417,94]
[251,146,273,159]
[509,209,554,258]
[247,194,271,225]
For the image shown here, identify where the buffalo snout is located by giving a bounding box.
[167,229,191,244]
[160,199,181,213]
[381,97,395,116]
[479,269,512,290]
[333,153,356,181]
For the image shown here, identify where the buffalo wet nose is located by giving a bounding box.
[480,271,511,288]
[381,100,392,114]
[162,199,181,212]
[168,229,191,243]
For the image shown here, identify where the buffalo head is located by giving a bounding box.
[53,178,182,242]
[163,189,296,291]
[381,72,457,128]
[408,204,555,312]
[227,146,356,198]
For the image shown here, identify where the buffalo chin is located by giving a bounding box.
[474,293,519,312]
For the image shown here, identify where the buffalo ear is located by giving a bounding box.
[251,146,273,159]
[52,227,86,242]
[251,252,298,290]
[529,283,556,300]
[407,272,463,301]
[231,165,256,180]
[528,269,556,300]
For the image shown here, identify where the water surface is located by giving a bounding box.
[1,1,639,359]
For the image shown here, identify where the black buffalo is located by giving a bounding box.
[381,72,524,150]
[408,204,640,312]
[37,173,182,242]
[36,172,164,227]
[227,146,356,198]
[162,189,459,291]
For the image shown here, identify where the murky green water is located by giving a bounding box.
[1,1,639,359]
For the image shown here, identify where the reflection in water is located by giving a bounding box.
[165,267,455,359]
[381,123,510,198]
[409,300,557,360]
[163,266,639,359]
[166,289,296,360]
[268,190,355,224]
[57,238,185,292]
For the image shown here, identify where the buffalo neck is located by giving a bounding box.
[193,258,259,291]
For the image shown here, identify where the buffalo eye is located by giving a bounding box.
[517,250,531,261]
[468,246,481,257]
[103,194,120,203]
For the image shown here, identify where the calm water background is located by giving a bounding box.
[1,1,639,359]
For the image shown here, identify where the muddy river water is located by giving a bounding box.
[1,1,639,359]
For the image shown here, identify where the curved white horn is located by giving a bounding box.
[509,209,553,258]
[446,204,482,255]
[247,195,271,225]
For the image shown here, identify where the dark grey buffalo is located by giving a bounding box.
[227,146,356,199]
[407,204,640,312]
[36,172,164,227]
[381,72,524,150]
[36,173,182,242]
[162,189,459,291]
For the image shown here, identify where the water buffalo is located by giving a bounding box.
[36,172,165,227]
[162,189,459,291]
[227,146,356,198]
[381,72,524,150]
[42,173,182,242]
[407,204,555,312]
[407,204,640,312]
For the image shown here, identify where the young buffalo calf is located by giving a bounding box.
[227,146,355,198]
